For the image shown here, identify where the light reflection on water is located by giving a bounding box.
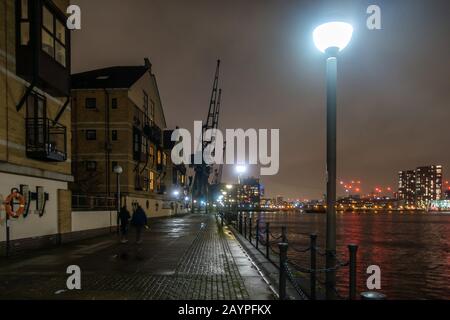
[256,211,450,300]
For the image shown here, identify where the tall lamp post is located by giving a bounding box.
[113,165,123,235]
[313,21,353,300]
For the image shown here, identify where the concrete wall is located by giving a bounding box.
[125,195,188,218]
[71,211,117,232]
[0,172,68,242]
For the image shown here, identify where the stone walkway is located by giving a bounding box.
[0,214,275,300]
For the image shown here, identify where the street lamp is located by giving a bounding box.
[313,21,353,300]
[235,165,247,184]
[113,165,123,235]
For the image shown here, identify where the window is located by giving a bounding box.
[150,100,156,122]
[143,91,149,120]
[112,161,118,172]
[163,153,167,166]
[85,98,97,109]
[157,150,162,165]
[149,145,155,162]
[149,171,155,191]
[41,5,67,66]
[86,161,97,172]
[86,130,97,141]
[19,0,30,46]
[112,130,118,141]
[111,98,118,109]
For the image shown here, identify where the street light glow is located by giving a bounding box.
[236,165,247,174]
[313,22,353,53]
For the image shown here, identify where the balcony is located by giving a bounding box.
[26,118,67,162]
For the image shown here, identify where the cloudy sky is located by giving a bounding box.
[71,0,450,199]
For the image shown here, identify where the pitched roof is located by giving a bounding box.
[71,66,148,89]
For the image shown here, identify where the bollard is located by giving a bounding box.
[360,291,386,300]
[221,212,224,228]
[281,226,288,243]
[310,234,317,300]
[256,219,260,249]
[249,215,252,244]
[278,242,289,300]
[348,244,358,300]
[244,215,247,239]
[265,222,270,260]
[239,212,243,234]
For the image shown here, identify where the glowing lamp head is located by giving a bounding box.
[113,165,123,175]
[313,22,353,54]
[236,165,247,174]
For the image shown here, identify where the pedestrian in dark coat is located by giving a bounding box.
[131,204,148,244]
[118,205,131,243]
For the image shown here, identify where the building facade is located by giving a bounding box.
[0,0,73,255]
[397,165,443,209]
[71,60,186,217]
[415,165,442,208]
[237,177,262,210]
[398,170,416,206]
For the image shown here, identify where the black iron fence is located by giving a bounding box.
[219,210,365,300]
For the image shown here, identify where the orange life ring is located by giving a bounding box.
[4,189,26,218]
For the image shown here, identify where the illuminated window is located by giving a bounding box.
[157,150,162,165]
[149,145,155,161]
[163,153,167,166]
[149,171,155,191]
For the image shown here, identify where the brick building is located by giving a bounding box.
[0,0,73,254]
[71,59,186,217]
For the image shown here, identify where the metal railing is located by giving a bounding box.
[219,210,385,301]
[72,194,117,211]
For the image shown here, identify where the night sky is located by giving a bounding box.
[71,0,450,199]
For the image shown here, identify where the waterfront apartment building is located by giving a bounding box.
[398,170,416,206]
[71,59,186,217]
[237,177,262,209]
[0,0,73,254]
[415,165,442,208]
[397,165,443,209]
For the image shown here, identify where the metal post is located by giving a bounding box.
[239,212,243,234]
[221,212,224,228]
[281,226,288,243]
[256,219,260,249]
[5,213,10,257]
[278,242,288,300]
[249,214,252,244]
[244,215,247,239]
[310,234,317,300]
[348,244,358,300]
[116,173,120,235]
[265,222,270,259]
[325,51,338,300]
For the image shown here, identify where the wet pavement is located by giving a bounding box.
[0,214,275,300]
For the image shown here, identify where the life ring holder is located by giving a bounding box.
[4,188,26,218]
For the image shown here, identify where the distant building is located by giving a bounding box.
[276,196,284,205]
[71,59,186,217]
[415,165,442,208]
[398,170,416,206]
[238,177,262,209]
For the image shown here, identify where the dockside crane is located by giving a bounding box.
[190,60,223,213]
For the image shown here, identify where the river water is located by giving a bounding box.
[257,211,450,300]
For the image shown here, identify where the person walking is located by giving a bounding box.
[131,204,148,244]
[118,205,131,243]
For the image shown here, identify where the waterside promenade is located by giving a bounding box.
[0,214,275,300]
